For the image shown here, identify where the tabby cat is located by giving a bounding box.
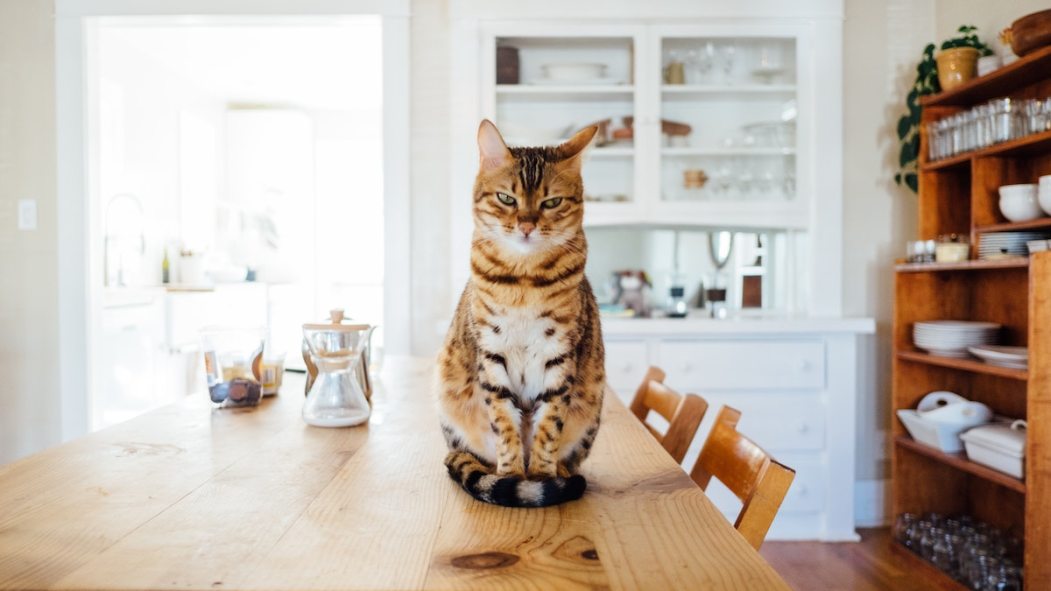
[437,120,606,507]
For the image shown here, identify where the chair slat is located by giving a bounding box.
[627,366,707,463]
[690,406,796,550]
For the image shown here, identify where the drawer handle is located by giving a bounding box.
[799,360,813,371]
[621,363,632,373]
[796,484,808,496]
[681,362,692,372]
[797,422,810,434]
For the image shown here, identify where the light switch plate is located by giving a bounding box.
[18,199,37,230]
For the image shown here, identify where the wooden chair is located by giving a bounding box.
[628,366,708,463]
[689,406,796,550]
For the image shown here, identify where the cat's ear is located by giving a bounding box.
[557,125,598,168]
[477,119,511,171]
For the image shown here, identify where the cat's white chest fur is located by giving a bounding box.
[479,306,559,403]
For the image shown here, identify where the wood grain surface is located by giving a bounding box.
[0,358,787,591]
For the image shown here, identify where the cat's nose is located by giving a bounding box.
[519,222,536,237]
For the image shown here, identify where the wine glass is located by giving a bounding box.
[719,42,737,84]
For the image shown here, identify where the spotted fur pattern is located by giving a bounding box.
[437,121,605,507]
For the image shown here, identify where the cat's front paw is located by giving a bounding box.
[496,458,526,477]
[526,461,558,479]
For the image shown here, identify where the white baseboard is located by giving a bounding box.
[855,478,890,527]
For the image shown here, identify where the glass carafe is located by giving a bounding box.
[301,323,374,427]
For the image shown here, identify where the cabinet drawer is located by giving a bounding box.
[604,339,649,395]
[779,461,826,513]
[658,339,825,390]
[737,405,826,452]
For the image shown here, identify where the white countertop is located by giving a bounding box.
[600,315,876,335]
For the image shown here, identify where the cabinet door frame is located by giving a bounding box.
[646,21,812,228]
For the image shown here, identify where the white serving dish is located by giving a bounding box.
[1039,174,1051,216]
[960,420,1026,478]
[998,184,1042,222]
[1029,239,1050,254]
[897,409,972,453]
[967,345,1028,369]
[540,62,607,81]
[916,390,968,411]
[921,400,992,425]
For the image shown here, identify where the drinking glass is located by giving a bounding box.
[719,43,736,83]
[894,513,918,548]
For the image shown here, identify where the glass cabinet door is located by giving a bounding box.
[488,34,638,209]
[657,35,798,208]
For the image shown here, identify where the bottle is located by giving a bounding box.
[161,248,170,284]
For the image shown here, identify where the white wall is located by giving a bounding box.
[409,0,454,353]
[0,0,62,464]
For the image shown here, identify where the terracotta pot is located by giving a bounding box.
[936,47,980,90]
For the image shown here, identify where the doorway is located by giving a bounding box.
[56,4,409,435]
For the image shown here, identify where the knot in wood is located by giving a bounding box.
[450,551,520,570]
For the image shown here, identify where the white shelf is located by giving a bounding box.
[590,147,634,157]
[662,147,795,156]
[661,84,796,95]
[496,84,634,94]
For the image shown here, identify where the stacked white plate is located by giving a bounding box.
[913,321,1001,358]
[968,345,1028,369]
[979,232,1051,259]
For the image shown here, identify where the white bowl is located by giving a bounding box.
[977,55,1002,76]
[1039,175,1051,216]
[998,184,1042,222]
[540,62,607,81]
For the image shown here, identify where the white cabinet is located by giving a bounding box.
[450,4,845,317]
[603,318,870,541]
[95,290,168,429]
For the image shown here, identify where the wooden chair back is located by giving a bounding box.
[628,366,708,463]
[689,405,795,550]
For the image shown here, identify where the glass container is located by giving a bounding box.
[200,326,266,407]
[301,322,374,427]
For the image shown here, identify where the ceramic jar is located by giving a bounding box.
[936,47,980,90]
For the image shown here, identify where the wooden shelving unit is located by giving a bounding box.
[894,46,1051,590]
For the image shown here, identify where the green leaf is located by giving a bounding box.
[905,173,918,193]
[897,116,912,140]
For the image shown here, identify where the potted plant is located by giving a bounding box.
[936,25,994,90]
[894,26,993,193]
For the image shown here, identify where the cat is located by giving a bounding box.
[436,120,606,508]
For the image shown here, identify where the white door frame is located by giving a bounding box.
[55,0,411,441]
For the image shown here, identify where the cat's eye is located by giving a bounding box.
[496,192,516,206]
[540,197,563,209]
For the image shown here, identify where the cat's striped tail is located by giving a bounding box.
[444,450,586,507]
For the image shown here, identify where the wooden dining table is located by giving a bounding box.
[0,357,790,590]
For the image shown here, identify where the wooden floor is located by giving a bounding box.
[760,528,948,591]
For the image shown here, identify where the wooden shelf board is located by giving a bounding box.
[896,349,1029,381]
[920,45,1051,107]
[921,130,1051,172]
[976,217,1051,234]
[895,259,1029,273]
[888,541,969,591]
[921,152,971,172]
[895,435,1027,494]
